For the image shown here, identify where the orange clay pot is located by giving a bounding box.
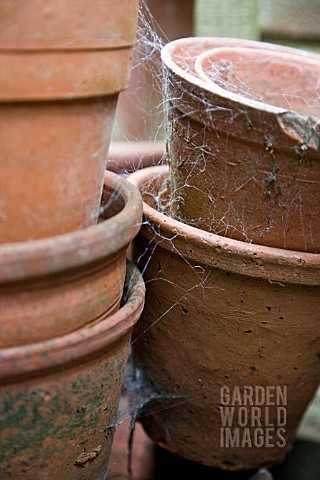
[0,261,145,480]
[0,170,142,348]
[0,0,139,242]
[107,140,165,173]
[162,37,320,253]
[129,165,320,470]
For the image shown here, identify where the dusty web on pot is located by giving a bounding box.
[110,0,320,253]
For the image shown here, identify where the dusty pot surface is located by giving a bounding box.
[129,165,320,470]
[0,0,139,242]
[0,170,142,348]
[0,261,145,480]
[162,37,320,253]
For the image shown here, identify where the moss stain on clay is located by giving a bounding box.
[0,353,126,476]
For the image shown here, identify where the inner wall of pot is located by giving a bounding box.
[196,47,320,117]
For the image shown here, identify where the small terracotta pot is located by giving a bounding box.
[0,170,142,348]
[0,261,145,480]
[0,0,139,242]
[162,37,320,253]
[107,141,165,173]
[129,165,320,470]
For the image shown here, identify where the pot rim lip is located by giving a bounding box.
[107,140,166,173]
[0,261,145,380]
[0,47,133,102]
[161,37,320,118]
[0,170,143,282]
[130,165,320,283]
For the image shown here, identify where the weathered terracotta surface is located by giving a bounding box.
[0,171,142,348]
[130,165,320,470]
[0,261,145,480]
[107,141,165,173]
[0,0,139,49]
[0,0,139,242]
[162,38,320,253]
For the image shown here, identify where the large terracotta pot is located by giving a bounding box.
[0,261,145,480]
[162,37,320,253]
[129,165,320,470]
[0,0,139,242]
[0,170,142,348]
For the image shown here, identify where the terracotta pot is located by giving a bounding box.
[0,0,139,242]
[0,170,142,348]
[129,165,320,470]
[107,141,165,173]
[162,37,320,253]
[0,261,145,480]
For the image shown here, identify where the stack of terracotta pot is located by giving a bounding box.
[0,2,146,479]
[130,38,320,471]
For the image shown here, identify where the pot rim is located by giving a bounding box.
[194,46,320,114]
[0,261,145,381]
[0,170,143,282]
[161,37,320,117]
[130,165,320,285]
[0,0,139,50]
[0,48,134,101]
[107,140,166,173]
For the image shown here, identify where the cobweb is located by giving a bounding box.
[111,1,168,143]
[110,2,320,252]
[106,1,320,479]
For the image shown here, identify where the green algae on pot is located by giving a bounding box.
[0,170,142,348]
[0,0,139,242]
[161,37,320,253]
[0,261,145,480]
[129,165,320,470]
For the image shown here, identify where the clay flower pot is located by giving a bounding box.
[0,261,145,480]
[129,165,320,470]
[0,170,142,348]
[162,37,320,253]
[107,141,165,173]
[0,0,139,242]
